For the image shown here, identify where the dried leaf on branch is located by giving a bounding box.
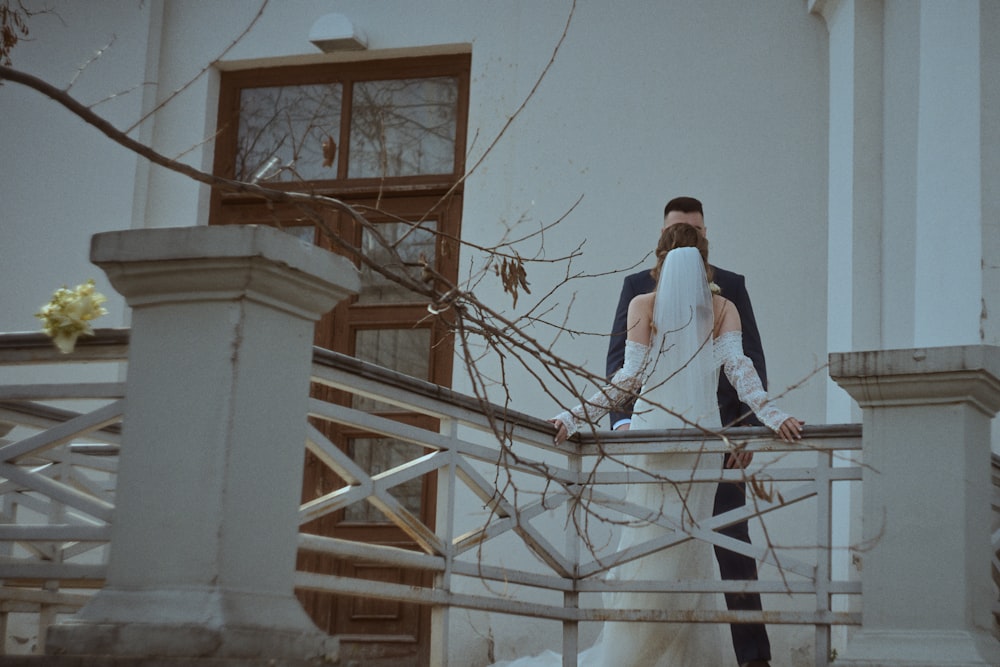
[494,254,531,308]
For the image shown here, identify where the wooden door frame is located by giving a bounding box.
[209,53,468,666]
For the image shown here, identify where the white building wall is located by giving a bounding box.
[818,0,998,437]
[0,1,157,335]
[823,0,879,427]
[1,1,838,664]
[985,1,1000,340]
[820,0,999,398]
[881,0,920,350]
[1,0,830,423]
[985,1,1000,352]
[912,3,986,348]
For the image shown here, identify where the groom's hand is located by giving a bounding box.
[725,450,753,468]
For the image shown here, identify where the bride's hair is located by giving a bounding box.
[650,223,713,284]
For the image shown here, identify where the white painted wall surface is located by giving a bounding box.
[2,1,838,664]
[913,3,986,348]
[0,1,156,334]
[1,0,830,421]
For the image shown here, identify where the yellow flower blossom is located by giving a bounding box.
[35,279,109,354]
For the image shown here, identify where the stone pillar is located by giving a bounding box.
[47,226,358,662]
[829,346,1000,667]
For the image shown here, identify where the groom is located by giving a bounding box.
[605,196,772,667]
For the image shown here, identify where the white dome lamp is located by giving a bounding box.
[308,13,368,52]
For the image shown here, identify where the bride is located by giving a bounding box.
[498,223,802,667]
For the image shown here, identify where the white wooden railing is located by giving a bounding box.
[302,343,863,666]
[0,330,126,654]
[0,329,864,664]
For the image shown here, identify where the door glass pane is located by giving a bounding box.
[353,328,430,413]
[344,436,425,522]
[236,83,342,182]
[355,328,430,377]
[358,221,437,304]
[349,77,458,178]
[347,327,432,522]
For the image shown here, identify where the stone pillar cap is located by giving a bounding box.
[91,225,359,295]
[91,225,360,319]
[829,345,1000,415]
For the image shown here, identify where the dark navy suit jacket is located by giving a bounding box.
[605,265,767,428]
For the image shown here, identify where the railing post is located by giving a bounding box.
[0,422,14,656]
[46,226,358,661]
[830,346,1000,666]
[431,419,458,667]
[563,448,582,667]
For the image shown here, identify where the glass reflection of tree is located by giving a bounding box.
[358,221,437,304]
[348,327,432,520]
[236,83,342,182]
[349,77,457,178]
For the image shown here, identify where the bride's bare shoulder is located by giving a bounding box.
[713,294,741,333]
[629,292,654,312]
[712,293,733,313]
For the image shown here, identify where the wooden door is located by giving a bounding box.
[298,196,459,667]
[210,55,468,664]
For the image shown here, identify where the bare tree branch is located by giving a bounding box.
[124,0,271,135]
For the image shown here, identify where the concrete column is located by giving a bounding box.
[912,4,987,348]
[829,346,1000,667]
[47,225,358,661]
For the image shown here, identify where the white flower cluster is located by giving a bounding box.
[35,279,108,353]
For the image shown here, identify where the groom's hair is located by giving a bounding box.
[663,196,704,217]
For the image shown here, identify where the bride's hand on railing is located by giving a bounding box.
[548,418,569,445]
[776,417,805,442]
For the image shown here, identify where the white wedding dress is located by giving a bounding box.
[494,248,788,667]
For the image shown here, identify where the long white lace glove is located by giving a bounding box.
[714,330,790,432]
[553,340,651,437]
